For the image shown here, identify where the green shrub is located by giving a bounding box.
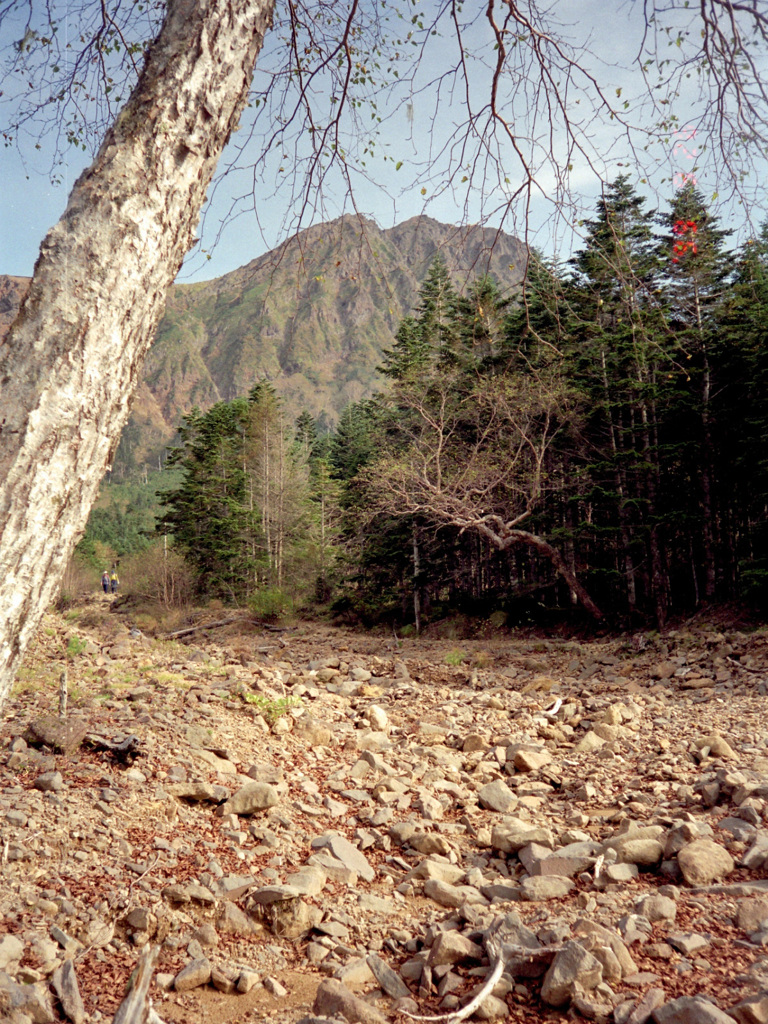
[242,692,301,724]
[66,636,88,659]
[249,587,292,621]
[445,649,467,666]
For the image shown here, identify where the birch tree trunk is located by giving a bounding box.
[0,0,275,711]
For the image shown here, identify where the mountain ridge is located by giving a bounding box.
[0,215,526,474]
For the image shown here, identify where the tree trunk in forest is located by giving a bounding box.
[412,526,422,635]
[599,348,638,614]
[692,282,717,602]
[0,0,275,711]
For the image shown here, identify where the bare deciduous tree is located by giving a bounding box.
[361,367,603,618]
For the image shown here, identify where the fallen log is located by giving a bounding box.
[159,616,253,640]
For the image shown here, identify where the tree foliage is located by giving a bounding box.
[328,197,768,628]
[158,385,336,603]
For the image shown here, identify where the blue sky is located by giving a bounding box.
[1,0,766,284]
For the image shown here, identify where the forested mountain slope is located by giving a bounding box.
[0,216,525,475]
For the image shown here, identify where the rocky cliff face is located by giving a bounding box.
[1,215,525,474]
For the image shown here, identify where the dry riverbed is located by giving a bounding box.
[3,600,768,1024]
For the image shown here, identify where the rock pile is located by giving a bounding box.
[3,610,768,1023]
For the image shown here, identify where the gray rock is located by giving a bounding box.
[261,897,322,939]
[264,976,288,997]
[729,992,768,1024]
[575,730,605,753]
[191,922,219,948]
[367,954,411,999]
[0,936,24,972]
[51,961,85,1024]
[677,839,734,885]
[474,993,509,1019]
[612,839,665,866]
[667,932,709,955]
[308,852,358,886]
[335,958,375,990]
[423,879,487,907]
[33,771,63,792]
[409,857,465,885]
[521,840,596,878]
[573,920,637,978]
[357,894,397,914]
[0,976,55,1023]
[737,897,768,934]
[427,932,484,966]
[220,781,279,816]
[248,884,302,905]
[218,901,260,936]
[414,792,444,820]
[617,913,653,945]
[237,969,262,993]
[478,780,518,813]
[624,988,666,1024]
[541,940,603,1008]
[651,994,737,1023]
[184,882,216,904]
[285,865,327,896]
[491,820,554,853]
[313,978,387,1024]
[742,834,768,871]
[408,832,452,856]
[389,822,418,845]
[211,965,239,994]
[513,748,552,772]
[311,833,375,882]
[604,863,639,883]
[174,958,212,991]
[519,875,574,901]
[166,781,230,803]
[480,882,520,901]
[635,895,677,923]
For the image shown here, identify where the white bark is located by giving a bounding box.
[0,0,274,710]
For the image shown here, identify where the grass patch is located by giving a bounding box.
[444,649,467,666]
[66,636,88,658]
[153,671,191,688]
[241,692,301,725]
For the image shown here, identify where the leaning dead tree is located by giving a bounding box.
[361,369,603,620]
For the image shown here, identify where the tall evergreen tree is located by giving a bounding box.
[717,224,768,603]
[656,184,733,603]
[565,177,673,622]
[159,399,253,597]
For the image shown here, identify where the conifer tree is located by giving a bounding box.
[159,399,253,597]
[564,177,673,621]
[718,225,768,602]
[656,184,733,602]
